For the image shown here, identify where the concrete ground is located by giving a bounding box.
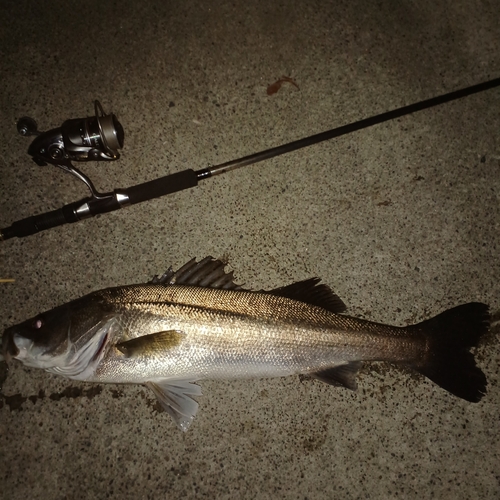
[1,1,499,498]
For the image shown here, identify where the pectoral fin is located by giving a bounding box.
[116,330,184,358]
[146,380,202,432]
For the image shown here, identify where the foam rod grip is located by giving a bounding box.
[126,169,199,205]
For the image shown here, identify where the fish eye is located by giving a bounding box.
[32,317,44,329]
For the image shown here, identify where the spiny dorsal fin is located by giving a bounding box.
[149,257,242,290]
[267,278,347,313]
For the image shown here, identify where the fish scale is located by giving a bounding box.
[88,285,425,384]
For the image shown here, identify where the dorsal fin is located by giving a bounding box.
[149,257,243,290]
[267,278,347,313]
[150,258,346,313]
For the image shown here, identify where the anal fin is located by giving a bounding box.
[146,380,202,432]
[312,361,362,391]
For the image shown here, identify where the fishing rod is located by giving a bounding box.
[1,77,499,241]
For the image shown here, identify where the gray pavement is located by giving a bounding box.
[1,1,499,499]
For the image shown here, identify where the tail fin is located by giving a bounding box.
[408,302,490,402]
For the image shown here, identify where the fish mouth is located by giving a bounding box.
[2,329,20,363]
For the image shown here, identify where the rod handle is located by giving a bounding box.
[126,169,198,205]
[0,169,200,241]
[0,203,80,240]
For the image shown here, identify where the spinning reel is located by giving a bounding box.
[17,101,124,199]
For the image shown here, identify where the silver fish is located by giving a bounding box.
[2,257,490,431]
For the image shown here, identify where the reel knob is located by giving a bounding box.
[17,117,39,137]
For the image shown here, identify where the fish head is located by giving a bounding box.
[2,293,116,379]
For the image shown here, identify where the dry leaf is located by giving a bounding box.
[267,76,300,95]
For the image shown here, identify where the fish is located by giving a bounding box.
[1,257,490,431]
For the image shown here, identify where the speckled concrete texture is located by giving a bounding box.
[1,1,499,498]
